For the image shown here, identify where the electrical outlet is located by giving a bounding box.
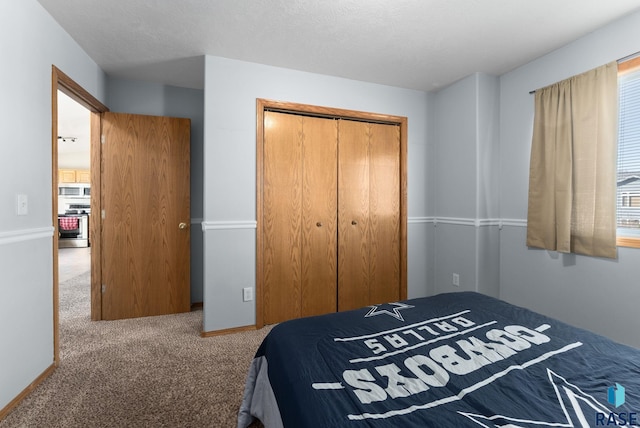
[243,287,253,302]
[452,273,460,287]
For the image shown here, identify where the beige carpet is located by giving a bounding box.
[0,271,271,428]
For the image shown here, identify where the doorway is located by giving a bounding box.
[52,66,109,366]
[52,67,192,364]
[57,90,91,284]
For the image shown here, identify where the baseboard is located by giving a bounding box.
[201,324,257,337]
[0,364,56,421]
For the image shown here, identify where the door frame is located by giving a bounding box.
[255,98,408,329]
[52,66,109,365]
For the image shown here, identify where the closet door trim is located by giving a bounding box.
[256,99,408,328]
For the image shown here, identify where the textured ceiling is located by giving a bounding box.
[38,0,640,91]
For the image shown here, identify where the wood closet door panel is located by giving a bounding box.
[338,120,401,311]
[337,120,371,311]
[263,112,303,324]
[301,116,338,317]
[369,123,401,305]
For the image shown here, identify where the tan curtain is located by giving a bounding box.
[526,62,618,259]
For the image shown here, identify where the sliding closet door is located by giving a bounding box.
[262,111,338,324]
[263,112,301,324]
[301,116,338,317]
[338,120,401,311]
[368,122,401,305]
[337,120,370,310]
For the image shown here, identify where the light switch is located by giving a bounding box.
[243,287,253,302]
[16,194,28,216]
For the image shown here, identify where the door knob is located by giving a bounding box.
[351,220,358,225]
[179,222,188,230]
[316,222,323,227]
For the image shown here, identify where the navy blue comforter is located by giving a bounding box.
[238,292,640,427]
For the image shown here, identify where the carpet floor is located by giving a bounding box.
[0,271,271,428]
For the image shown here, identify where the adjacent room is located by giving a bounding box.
[2,1,640,426]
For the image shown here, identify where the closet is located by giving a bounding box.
[257,101,407,326]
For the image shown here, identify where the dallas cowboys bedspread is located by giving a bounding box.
[237,292,640,427]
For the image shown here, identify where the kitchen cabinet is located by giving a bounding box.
[76,170,90,183]
[59,169,77,183]
[58,169,90,183]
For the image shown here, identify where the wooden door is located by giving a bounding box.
[101,112,191,320]
[262,111,338,324]
[337,119,370,310]
[338,120,401,311]
[301,116,338,317]
[368,122,401,305]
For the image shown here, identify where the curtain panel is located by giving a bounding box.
[526,62,618,259]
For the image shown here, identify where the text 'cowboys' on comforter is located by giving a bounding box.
[238,292,640,427]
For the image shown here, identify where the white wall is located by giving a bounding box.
[0,1,106,412]
[499,10,640,348]
[5,1,640,418]
[432,73,501,298]
[202,56,432,332]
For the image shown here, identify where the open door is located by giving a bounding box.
[100,112,191,320]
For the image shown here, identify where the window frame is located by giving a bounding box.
[617,56,640,249]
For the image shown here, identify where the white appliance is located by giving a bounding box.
[58,182,90,197]
[58,214,90,248]
[58,183,90,215]
[58,184,91,247]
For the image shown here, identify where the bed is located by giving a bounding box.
[238,292,640,427]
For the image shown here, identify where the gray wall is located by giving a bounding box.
[0,1,107,412]
[432,73,500,298]
[5,0,640,416]
[202,56,432,332]
[106,77,205,303]
[499,10,640,348]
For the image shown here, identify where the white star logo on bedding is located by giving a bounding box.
[459,368,629,427]
[364,302,414,321]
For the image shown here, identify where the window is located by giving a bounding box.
[617,57,640,247]
[620,193,640,207]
